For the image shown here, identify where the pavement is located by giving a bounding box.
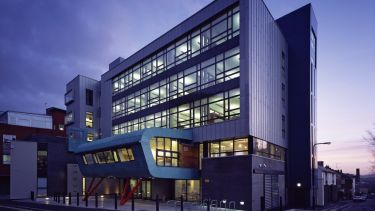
[340,198,375,211]
[0,196,243,211]
[285,198,375,211]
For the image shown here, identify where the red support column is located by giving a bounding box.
[84,177,104,201]
[120,178,130,203]
[83,177,96,201]
[120,178,142,206]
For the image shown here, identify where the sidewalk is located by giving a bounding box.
[285,200,351,211]
[25,196,244,211]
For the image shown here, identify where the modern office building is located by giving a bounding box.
[65,0,317,210]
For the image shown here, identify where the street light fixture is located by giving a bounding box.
[312,141,331,210]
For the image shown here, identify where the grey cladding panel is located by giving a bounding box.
[242,0,288,147]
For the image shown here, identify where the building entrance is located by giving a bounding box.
[175,180,200,201]
[131,179,151,199]
[264,174,280,209]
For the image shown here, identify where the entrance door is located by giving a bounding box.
[264,174,279,210]
[142,180,152,199]
[130,179,151,199]
[175,180,200,201]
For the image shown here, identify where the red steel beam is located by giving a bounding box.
[82,177,96,201]
[120,178,130,202]
[84,177,104,201]
[120,178,142,205]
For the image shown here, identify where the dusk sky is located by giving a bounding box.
[0,0,374,174]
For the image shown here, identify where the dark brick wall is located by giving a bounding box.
[201,155,252,210]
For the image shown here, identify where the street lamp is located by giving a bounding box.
[312,141,331,210]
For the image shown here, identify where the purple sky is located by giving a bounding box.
[0,0,374,175]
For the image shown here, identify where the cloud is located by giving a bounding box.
[0,0,212,113]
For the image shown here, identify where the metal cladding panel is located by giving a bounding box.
[65,75,100,137]
[100,78,112,138]
[192,118,248,142]
[65,77,81,129]
[276,4,317,208]
[241,0,288,147]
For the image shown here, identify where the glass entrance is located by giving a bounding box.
[175,180,200,201]
[142,180,152,199]
[130,179,152,199]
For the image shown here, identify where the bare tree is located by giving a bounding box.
[365,125,375,172]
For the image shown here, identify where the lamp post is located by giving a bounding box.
[312,141,331,209]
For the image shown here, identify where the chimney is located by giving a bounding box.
[318,161,324,167]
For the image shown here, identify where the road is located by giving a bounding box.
[342,198,375,211]
[0,199,112,211]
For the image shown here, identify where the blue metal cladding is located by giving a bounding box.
[71,128,200,179]
[276,4,317,208]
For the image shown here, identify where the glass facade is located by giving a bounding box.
[113,88,240,135]
[82,146,134,165]
[209,138,248,157]
[112,47,240,119]
[112,6,239,95]
[175,180,200,201]
[254,138,285,161]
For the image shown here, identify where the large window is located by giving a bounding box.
[112,89,240,135]
[86,89,93,106]
[82,147,135,165]
[85,112,93,128]
[175,180,200,201]
[112,47,240,119]
[209,138,248,157]
[150,137,179,167]
[112,5,240,95]
[254,138,285,161]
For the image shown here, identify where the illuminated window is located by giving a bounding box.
[87,133,94,142]
[85,112,93,128]
[112,88,240,135]
[112,47,240,120]
[82,177,86,195]
[209,138,248,157]
[151,137,179,167]
[112,5,240,95]
[2,155,10,165]
[83,154,94,165]
[117,148,135,162]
